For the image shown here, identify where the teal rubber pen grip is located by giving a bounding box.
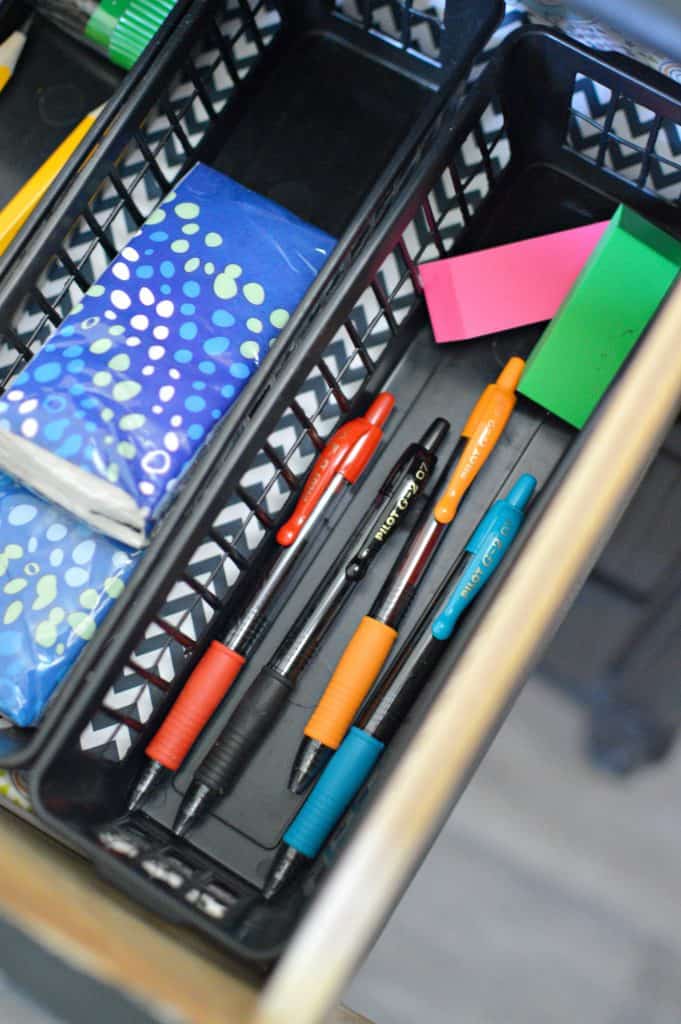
[284,727,384,859]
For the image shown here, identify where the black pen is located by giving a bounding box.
[172,418,450,837]
[264,473,537,898]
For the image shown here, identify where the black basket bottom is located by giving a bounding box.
[138,325,572,877]
[124,160,626,919]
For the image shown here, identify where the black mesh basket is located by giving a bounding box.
[0,0,500,765]
[0,4,675,970]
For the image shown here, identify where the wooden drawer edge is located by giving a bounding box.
[0,811,257,1023]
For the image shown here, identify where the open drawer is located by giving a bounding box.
[15,19,680,976]
[0,11,677,1022]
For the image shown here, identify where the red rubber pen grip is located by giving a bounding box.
[146,642,245,771]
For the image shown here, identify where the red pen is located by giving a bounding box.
[128,392,395,811]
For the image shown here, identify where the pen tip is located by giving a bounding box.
[172,811,192,839]
[263,847,306,901]
[288,739,333,794]
[172,783,212,838]
[127,788,143,813]
[288,768,309,796]
[127,760,165,812]
[262,875,281,901]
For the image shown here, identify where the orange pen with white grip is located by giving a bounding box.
[128,392,395,811]
[289,357,524,793]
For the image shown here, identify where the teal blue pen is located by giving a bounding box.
[264,473,537,898]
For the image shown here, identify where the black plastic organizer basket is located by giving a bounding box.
[0,0,501,765]
[8,15,681,968]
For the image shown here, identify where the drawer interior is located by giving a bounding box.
[22,27,681,967]
[0,2,122,208]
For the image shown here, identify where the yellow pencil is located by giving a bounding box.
[0,102,105,256]
[0,18,31,95]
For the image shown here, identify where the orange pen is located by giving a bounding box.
[289,356,525,793]
[128,392,395,812]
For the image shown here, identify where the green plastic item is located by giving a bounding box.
[85,0,178,69]
[518,205,681,429]
[85,0,128,49]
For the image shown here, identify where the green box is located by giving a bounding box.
[518,205,681,429]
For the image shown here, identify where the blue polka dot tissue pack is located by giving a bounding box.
[0,164,335,549]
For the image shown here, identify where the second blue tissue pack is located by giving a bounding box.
[0,472,138,725]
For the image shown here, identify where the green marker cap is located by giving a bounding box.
[86,0,178,70]
[109,0,178,68]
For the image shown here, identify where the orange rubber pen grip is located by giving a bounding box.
[146,642,245,771]
[305,616,398,750]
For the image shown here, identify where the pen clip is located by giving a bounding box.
[344,417,450,580]
[431,473,536,640]
[434,357,525,524]
[374,441,418,499]
[276,393,394,546]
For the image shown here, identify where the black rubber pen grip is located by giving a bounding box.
[364,632,445,744]
[196,668,294,795]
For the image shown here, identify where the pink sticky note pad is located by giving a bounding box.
[420,221,608,343]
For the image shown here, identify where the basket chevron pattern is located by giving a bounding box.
[335,1,444,62]
[568,73,681,200]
